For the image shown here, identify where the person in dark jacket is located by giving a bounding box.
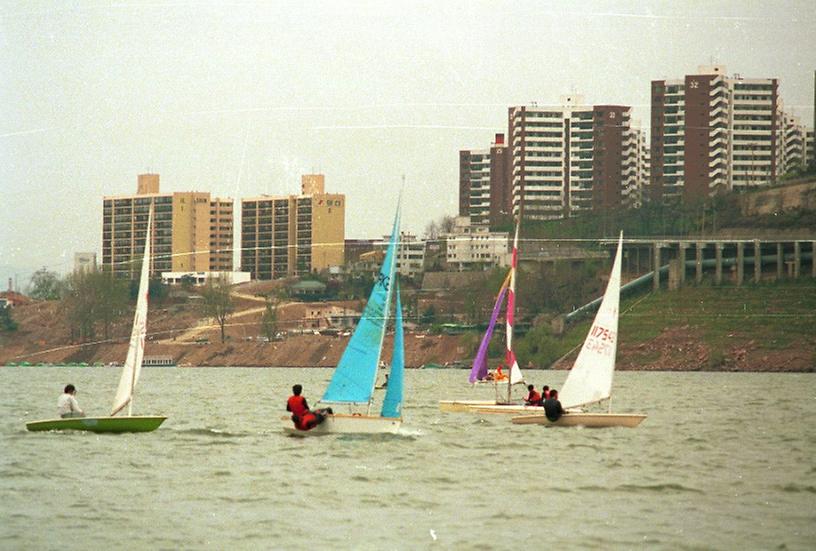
[542,388,565,422]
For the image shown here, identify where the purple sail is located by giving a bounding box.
[469,287,508,383]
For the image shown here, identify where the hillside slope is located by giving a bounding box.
[2,279,814,371]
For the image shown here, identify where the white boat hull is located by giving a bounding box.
[282,414,402,436]
[511,412,647,428]
[438,400,517,413]
[474,404,545,415]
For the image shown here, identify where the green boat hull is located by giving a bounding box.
[26,416,167,433]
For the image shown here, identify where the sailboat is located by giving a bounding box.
[26,206,167,433]
[438,220,526,413]
[283,203,405,436]
[512,233,646,428]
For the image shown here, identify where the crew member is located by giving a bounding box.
[524,384,541,406]
[543,388,566,422]
[58,384,85,418]
[286,385,332,431]
[287,384,317,430]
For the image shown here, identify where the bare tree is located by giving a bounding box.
[261,295,280,341]
[439,215,456,234]
[424,215,456,240]
[199,275,234,343]
[424,220,440,240]
[61,267,128,342]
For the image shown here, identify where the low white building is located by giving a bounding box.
[396,232,425,280]
[74,252,97,273]
[444,217,510,271]
[371,232,426,280]
[161,271,251,286]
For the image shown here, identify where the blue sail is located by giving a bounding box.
[322,205,400,404]
[381,280,404,419]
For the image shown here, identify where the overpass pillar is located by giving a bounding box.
[813,241,816,277]
[715,242,723,285]
[736,242,744,286]
[653,243,661,290]
[776,243,784,280]
[794,241,801,278]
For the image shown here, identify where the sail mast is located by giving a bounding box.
[112,203,152,416]
[368,201,400,413]
[559,233,623,409]
[505,218,522,402]
[321,198,401,408]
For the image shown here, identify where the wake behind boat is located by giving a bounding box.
[511,233,646,428]
[283,200,406,436]
[26,206,166,433]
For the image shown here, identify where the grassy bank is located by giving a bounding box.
[512,278,816,371]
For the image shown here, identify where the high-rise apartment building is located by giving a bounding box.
[780,111,809,174]
[459,133,512,227]
[633,121,651,208]
[507,96,643,220]
[102,174,234,278]
[241,174,344,280]
[650,65,786,203]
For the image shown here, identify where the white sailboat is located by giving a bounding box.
[27,206,167,433]
[283,202,406,436]
[512,233,646,428]
[439,219,526,413]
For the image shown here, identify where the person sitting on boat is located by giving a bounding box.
[286,385,332,431]
[543,389,565,422]
[541,385,551,402]
[492,364,507,381]
[57,384,85,418]
[524,384,541,406]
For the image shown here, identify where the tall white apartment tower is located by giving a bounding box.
[508,95,641,220]
[650,65,781,203]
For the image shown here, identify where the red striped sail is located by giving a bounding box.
[505,221,524,385]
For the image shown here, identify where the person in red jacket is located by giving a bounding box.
[524,384,541,406]
[286,384,332,431]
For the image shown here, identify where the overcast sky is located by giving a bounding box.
[2,0,815,286]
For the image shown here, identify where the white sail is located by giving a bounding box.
[559,233,623,410]
[111,206,152,416]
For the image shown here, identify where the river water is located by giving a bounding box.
[1,367,814,550]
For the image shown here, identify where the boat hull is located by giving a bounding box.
[438,400,517,413]
[282,414,402,436]
[511,413,646,428]
[474,404,544,415]
[26,416,167,433]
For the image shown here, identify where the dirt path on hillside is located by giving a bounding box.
[159,305,268,343]
[158,290,289,344]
